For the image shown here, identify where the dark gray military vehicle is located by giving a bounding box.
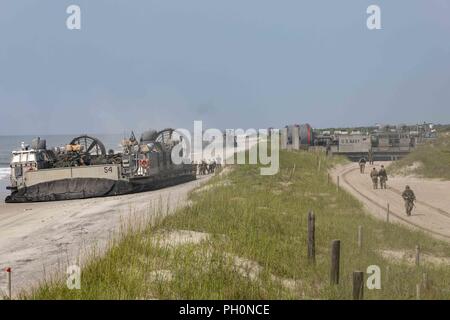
[5,129,196,203]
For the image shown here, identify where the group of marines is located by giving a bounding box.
[196,159,221,175]
[358,156,416,216]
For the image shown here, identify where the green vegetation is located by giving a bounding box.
[435,124,450,133]
[24,150,450,300]
[390,134,450,180]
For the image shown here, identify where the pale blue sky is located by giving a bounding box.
[0,0,449,134]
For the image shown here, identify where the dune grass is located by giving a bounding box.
[24,150,450,300]
[390,134,450,180]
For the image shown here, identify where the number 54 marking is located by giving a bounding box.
[104,167,113,174]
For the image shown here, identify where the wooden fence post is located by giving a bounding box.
[415,245,420,267]
[352,271,364,300]
[357,226,363,251]
[307,211,316,264]
[5,267,11,300]
[422,272,428,290]
[385,266,390,284]
[386,203,390,223]
[289,164,296,181]
[416,283,421,300]
[330,240,341,285]
[337,176,340,192]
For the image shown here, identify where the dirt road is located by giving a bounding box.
[0,175,211,297]
[331,162,450,242]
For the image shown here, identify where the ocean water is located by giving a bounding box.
[0,134,123,199]
[0,167,9,180]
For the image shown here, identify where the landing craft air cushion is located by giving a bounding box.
[5,129,196,203]
[282,123,438,161]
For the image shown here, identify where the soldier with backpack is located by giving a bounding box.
[402,185,416,216]
[370,167,379,189]
[378,165,388,189]
[358,157,367,174]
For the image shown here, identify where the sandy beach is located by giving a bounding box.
[0,175,212,297]
[0,137,259,297]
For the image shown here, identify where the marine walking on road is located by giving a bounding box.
[370,167,379,189]
[358,157,367,174]
[368,148,374,165]
[402,185,416,216]
[378,165,388,189]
